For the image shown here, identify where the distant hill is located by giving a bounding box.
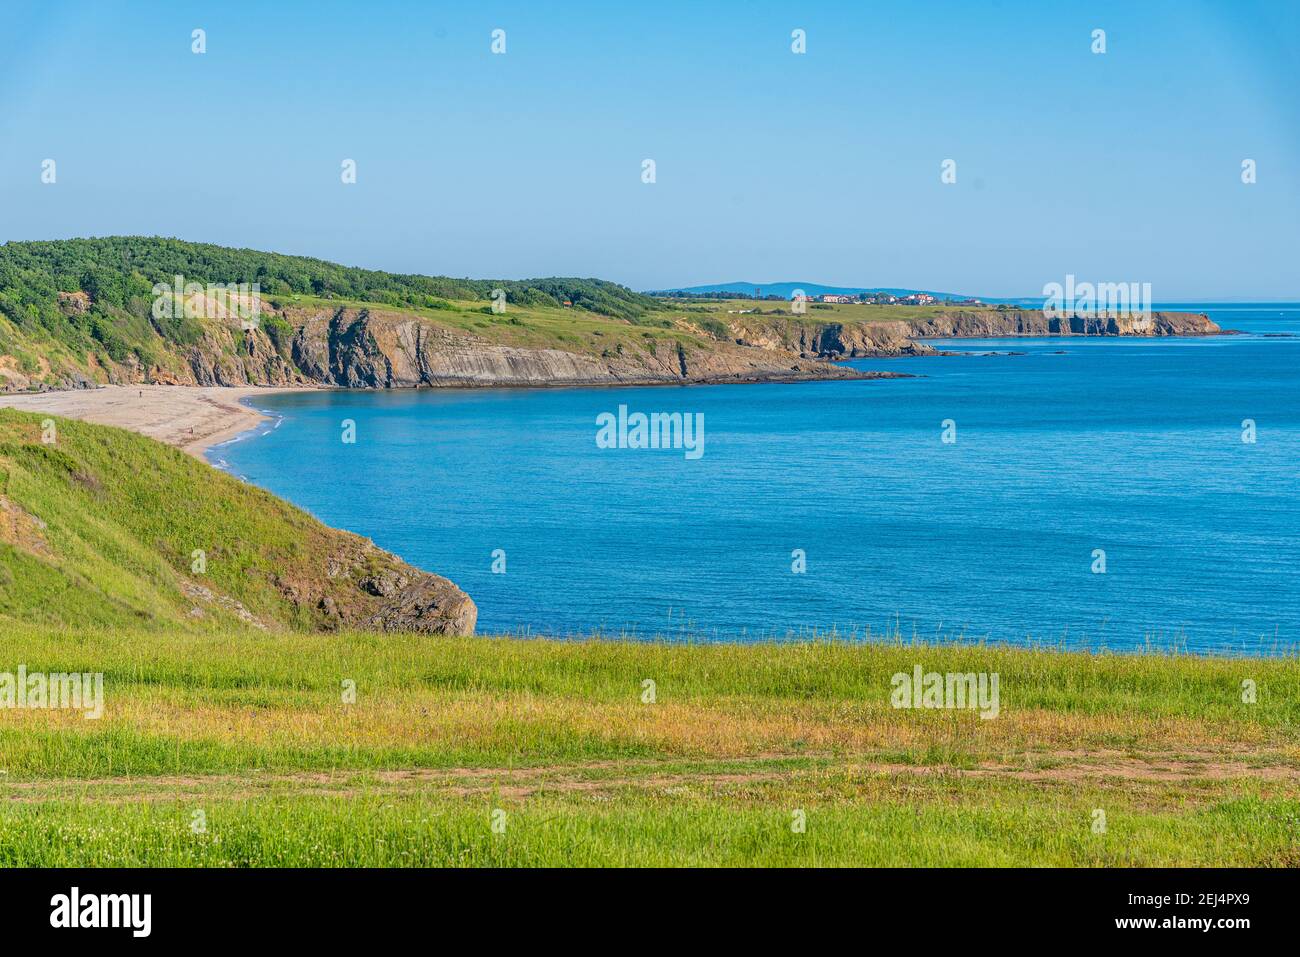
[0,237,658,320]
[647,281,981,300]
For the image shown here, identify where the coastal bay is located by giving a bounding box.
[215,305,1300,654]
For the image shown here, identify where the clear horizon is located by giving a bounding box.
[2,0,1297,297]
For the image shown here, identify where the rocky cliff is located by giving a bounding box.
[728,309,1224,359]
[308,534,477,636]
[0,239,1230,392]
[3,297,1222,394]
[163,305,879,389]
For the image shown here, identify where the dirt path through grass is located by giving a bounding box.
[5,749,1296,805]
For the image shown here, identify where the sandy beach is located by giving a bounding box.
[0,385,312,458]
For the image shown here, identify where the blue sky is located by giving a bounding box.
[1,0,1297,296]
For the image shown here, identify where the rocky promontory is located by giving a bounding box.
[0,404,478,636]
[0,233,1227,393]
[726,309,1224,359]
[113,304,902,391]
[87,305,1222,393]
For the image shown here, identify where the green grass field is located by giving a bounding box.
[277,292,712,356]
[665,296,960,324]
[2,626,1296,866]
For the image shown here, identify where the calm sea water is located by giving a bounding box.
[215,304,1300,655]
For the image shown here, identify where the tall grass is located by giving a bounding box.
[1,625,1297,865]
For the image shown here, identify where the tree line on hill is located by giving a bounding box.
[0,237,661,376]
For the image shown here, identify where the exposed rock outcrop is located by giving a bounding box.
[224,305,878,388]
[0,300,1223,395]
[286,534,478,635]
[908,309,1222,338]
[56,291,92,315]
[727,309,1223,359]
[291,306,872,387]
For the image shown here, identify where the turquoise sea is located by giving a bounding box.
[214,304,1300,655]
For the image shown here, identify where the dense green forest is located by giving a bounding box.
[0,236,657,318]
[0,237,661,386]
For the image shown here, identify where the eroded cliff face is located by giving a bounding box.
[167,489,477,635]
[305,534,478,636]
[150,305,869,389]
[729,320,937,358]
[908,310,1221,338]
[13,304,1223,393]
[727,309,1223,359]
[289,307,874,387]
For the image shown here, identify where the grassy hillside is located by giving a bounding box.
[0,408,472,633]
[1,626,1296,865]
[662,295,962,325]
[0,237,665,390]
